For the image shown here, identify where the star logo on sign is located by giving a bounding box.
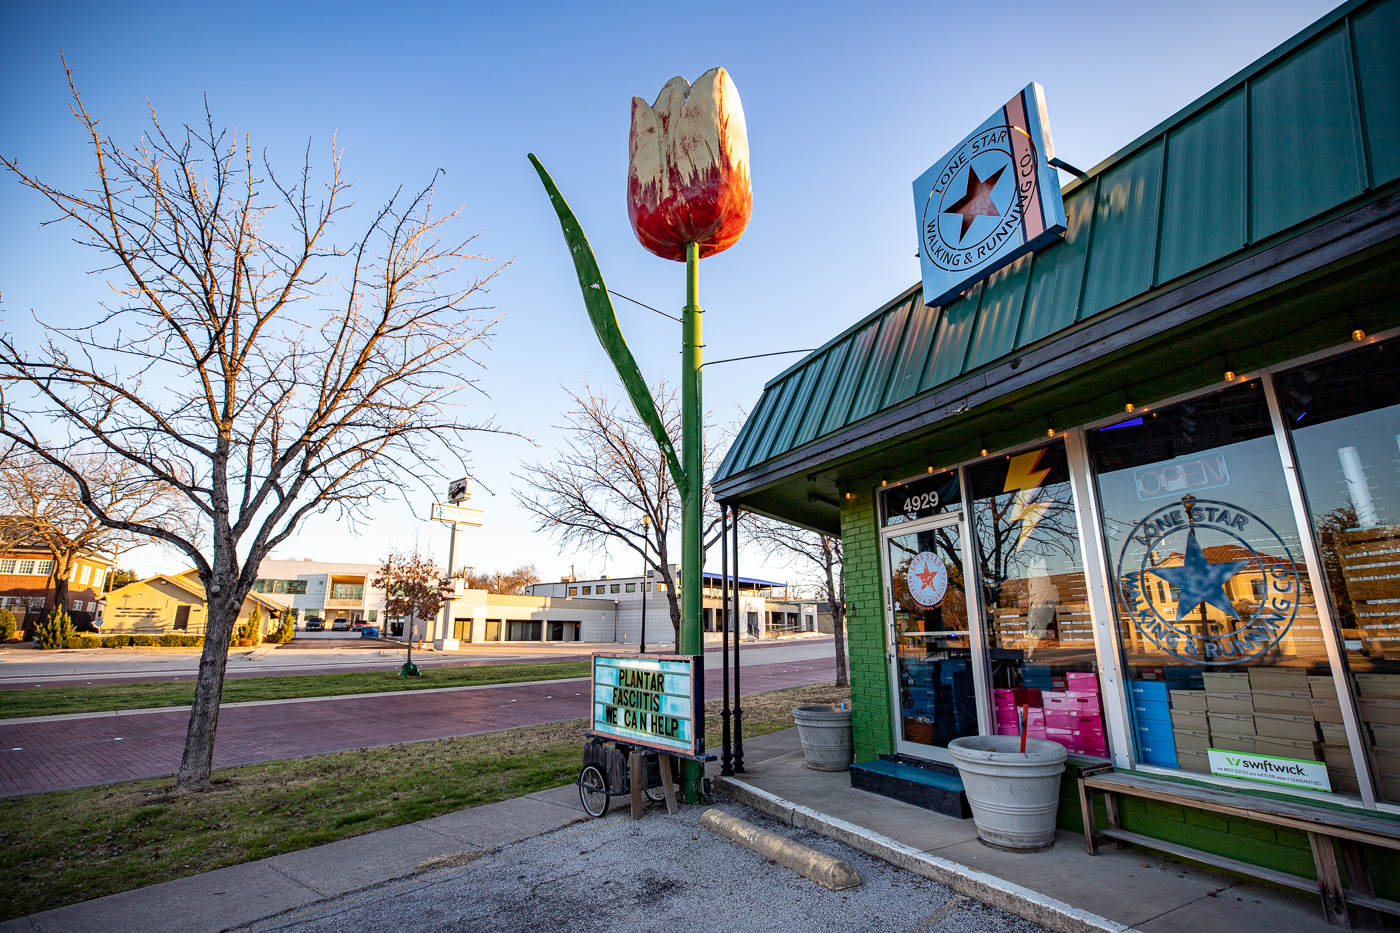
[943,165,1006,241]
[914,561,939,590]
[1150,531,1250,623]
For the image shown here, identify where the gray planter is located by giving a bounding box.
[947,735,1067,850]
[792,705,854,771]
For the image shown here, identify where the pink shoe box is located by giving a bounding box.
[994,688,1016,709]
[1069,734,1109,757]
[1066,672,1100,693]
[1046,710,1103,731]
[1046,693,1102,714]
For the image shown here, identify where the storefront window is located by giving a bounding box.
[968,441,1108,757]
[1089,381,1342,794]
[883,470,977,751]
[1276,338,1400,804]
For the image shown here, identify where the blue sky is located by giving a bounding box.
[0,0,1340,585]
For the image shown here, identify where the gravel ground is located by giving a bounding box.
[242,798,1048,933]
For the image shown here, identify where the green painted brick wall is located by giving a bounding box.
[841,487,893,763]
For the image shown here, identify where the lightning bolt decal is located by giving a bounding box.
[1003,449,1052,551]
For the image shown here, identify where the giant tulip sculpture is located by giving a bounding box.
[530,67,752,804]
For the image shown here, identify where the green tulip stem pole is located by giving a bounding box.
[679,239,705,804]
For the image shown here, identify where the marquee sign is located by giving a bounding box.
[589,653,704,757]
[1116,498,1302,665]
[912,82,1067,308]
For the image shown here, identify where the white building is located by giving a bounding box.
[527,567,819,642]
[253,560,387,628]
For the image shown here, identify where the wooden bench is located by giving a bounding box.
[1078,767,1400,928]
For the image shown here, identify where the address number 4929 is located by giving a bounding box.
[903,491,939,513]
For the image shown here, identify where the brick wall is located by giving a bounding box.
[841,487,893,763]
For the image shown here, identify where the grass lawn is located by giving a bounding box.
[0,681,848,922]
[0,659,593,720]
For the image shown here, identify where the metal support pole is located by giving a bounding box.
[732,506,744,773]
[679,239,704,802]
[720,503,733,776]
[640,514,650,653]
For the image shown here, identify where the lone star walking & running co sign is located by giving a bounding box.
[913,82,1067,308]
[589,653,704,757]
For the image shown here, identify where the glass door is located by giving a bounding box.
[885,513,979,760]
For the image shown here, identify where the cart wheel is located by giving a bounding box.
[579,764,610,817]
[645,784,667,803]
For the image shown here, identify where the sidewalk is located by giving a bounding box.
[715,748,1340,933]
[0,729,805,933]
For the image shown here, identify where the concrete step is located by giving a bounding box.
[849,756,971,819]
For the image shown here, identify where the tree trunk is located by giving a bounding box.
[176,567,240,790]
[50,559,70,623]
[825,555,849,688]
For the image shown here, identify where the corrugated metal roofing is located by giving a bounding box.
[715,0,1399,486]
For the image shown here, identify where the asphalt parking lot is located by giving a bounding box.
[243,799,1047,933]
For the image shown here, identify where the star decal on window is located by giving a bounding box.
[1150,531,1249,623]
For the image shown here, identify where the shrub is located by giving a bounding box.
[35,608,76,650]
[131,634,155,647]
[65,635,103,649]
[269,608,296,644]
[0,608,16,642]
[103,634,131,647]
[157,633,182,648]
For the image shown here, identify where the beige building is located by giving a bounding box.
[101,569,281,637]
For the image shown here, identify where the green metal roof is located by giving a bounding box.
[715,0,1400,488]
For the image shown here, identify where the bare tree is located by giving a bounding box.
[462,563,540,595]
[0,63,507,790]
[0,447,189,624]
[516,382,723,646]
[750,519,847,687]
[372,549,446,639]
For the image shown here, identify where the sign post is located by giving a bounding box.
[430,481,481,651]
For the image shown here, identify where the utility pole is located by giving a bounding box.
[640,514,650,653]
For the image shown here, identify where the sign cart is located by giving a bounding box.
[577,652,713,818]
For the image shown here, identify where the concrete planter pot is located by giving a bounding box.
[947,735,1067,850]
[792,705,854,772]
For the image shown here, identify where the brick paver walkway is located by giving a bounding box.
[0,656,835,797]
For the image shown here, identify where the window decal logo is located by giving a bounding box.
[907,552,949,608]
[1116,495,1301,665]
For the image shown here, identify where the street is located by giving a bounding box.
[0,640,838,796]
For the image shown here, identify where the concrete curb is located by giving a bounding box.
[715,776,1141,933]
[700,809,861,890]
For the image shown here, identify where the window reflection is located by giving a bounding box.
[1090,382,1344,791]
[969,441,1107,758]
[1277,338,1400,804]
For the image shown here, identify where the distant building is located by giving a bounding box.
[527,567,819,642]
[0,540,114,633]
[102,569,280,636]
[252,560,388,628]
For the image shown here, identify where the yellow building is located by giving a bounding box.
[101,569,281,637]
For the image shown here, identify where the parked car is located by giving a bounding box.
[351,619,367,630]
[304,618,324,632]
[331,618,352,631]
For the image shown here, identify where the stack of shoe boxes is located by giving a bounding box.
[1132,680,1178,766]
[1309,673,1359,793]
[1247,669,1322,765]
[993,673,1107,756]
[1357,673,1400,800]
[1164,668,1325,779]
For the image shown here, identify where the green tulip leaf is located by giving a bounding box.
[528,153,689,500]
